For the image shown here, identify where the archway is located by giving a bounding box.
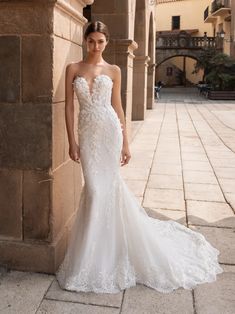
[155,55,202,87]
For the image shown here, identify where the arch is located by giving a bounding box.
[156,49,202,67]
[156,53,199,68]
[155,54,202,87]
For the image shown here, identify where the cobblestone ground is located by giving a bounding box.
[0,87,235,314]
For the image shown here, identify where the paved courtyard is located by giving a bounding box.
[0,87,235,314]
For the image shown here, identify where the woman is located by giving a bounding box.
[56,21,223,294]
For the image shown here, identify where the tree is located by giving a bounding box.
[205,53,235,90]
[192,47,217,82]
[193,49,235,90]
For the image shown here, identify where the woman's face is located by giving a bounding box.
[85,32,108,54]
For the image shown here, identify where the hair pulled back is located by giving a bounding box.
[84,21,110,42]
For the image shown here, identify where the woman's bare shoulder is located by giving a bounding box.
[106,64,121,80]
[66,61,83,75]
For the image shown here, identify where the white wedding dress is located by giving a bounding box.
[56,74,223,294]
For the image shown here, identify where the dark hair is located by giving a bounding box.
[84,21,110,42]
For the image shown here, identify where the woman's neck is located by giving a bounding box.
[84,55,105,66]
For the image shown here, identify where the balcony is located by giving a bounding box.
[211,0,231,17]
[156,32,219,50]
[204,6,217,23]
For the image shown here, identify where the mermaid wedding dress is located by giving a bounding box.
[56,74,223,294]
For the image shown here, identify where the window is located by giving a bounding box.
[172,16,180,30]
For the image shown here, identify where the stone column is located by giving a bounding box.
[90,0,137,140]
[105,39,138,139]
[132,56,150,120]
[231,0,235,58]
[147,63,155,109]
[0,0,92,274]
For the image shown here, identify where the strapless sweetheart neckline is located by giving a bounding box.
[74,74,113,97]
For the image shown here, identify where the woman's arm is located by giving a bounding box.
[111,65,131,166]
[65,63,80,162]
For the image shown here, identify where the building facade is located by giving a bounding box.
[155,0,219,86]
[204,0,233,57]
[0,0,156,273]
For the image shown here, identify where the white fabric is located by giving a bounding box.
[56,74,223,294]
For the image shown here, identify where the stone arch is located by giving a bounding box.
[156,54,200,87]
[156,50,201,67]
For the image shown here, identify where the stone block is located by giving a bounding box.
[46,279,123,307]
[194,266,235,314]
[52,161,76,239]
[122,285,194,314]
[92,0,116,14]
[23,169,52,240]
[70,17,83,45]
[182,160,213,172]
[182,153,208,162]
[145,207,187,225]
[0,36,20,103]
[0,270,54,314]
[54,6,70,40]
[38,299,119,314]
[224,192,235,211]
[70,0,83,13]
[214,167,235,179]
[187,200,235,228]
[0,240,55,273]
[190,225,235,264]
[151,163,182,176]
[148,174,183,190]
[144,188,185,211]
[0,169,22,239]
[0,3,53,34]
[0,103,52,169]
[184,183,225,202]
[22,35,53,103]
[183,170,217,184]
[219,178,235,193]
[53,37,82,103]
[120,166,150,180]
[52,102,65,170]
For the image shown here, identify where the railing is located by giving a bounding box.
[211,0,231,14]
[156,35,219,49]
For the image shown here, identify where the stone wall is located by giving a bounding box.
[0,0,92,273]
[0,0,156,274]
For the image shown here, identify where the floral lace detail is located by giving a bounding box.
[56,74,223,294]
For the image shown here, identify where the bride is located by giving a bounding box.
[56,21,223,294]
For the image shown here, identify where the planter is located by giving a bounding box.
[208,90,235,100]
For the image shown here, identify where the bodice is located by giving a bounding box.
[72,74,113,111]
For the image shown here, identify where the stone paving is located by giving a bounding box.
[0,87,235,313]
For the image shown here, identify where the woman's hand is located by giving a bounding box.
[69,142,80,163]
[120,144,131,166]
